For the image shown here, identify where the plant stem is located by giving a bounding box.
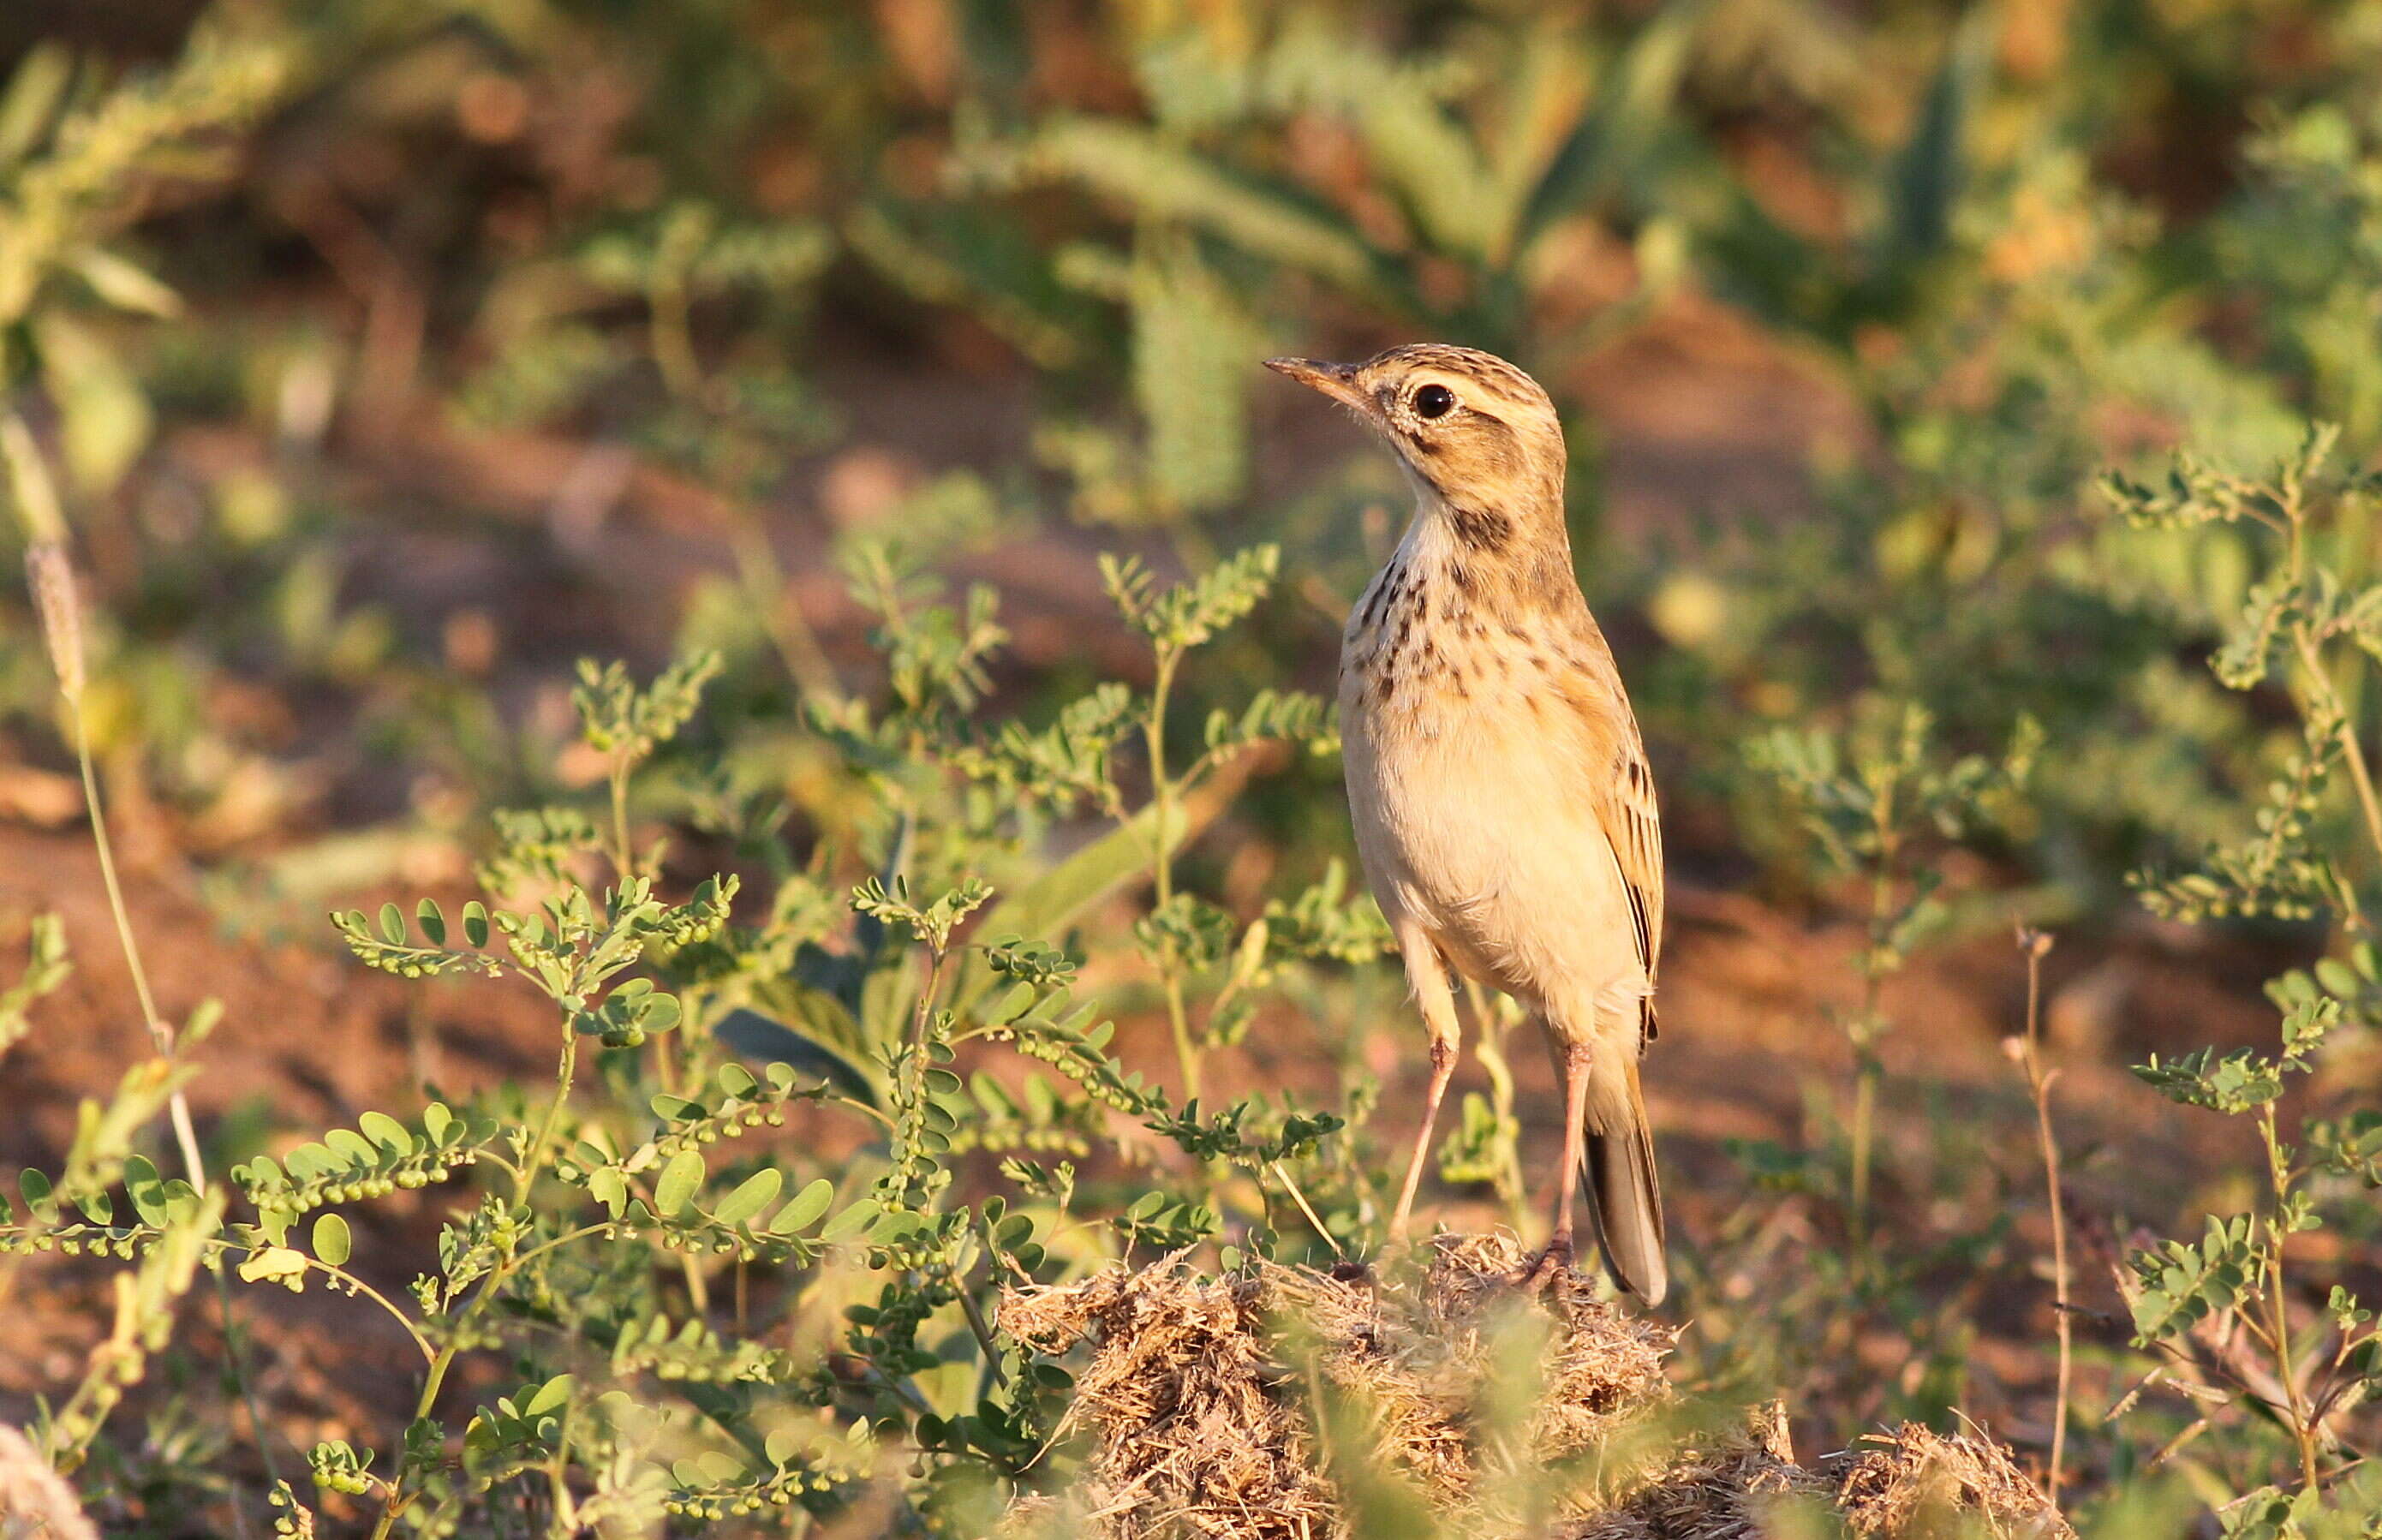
[728,516,841,705]
[33,535,278,1503]
[608,753,635,883]
[953,1276,1006,1389]
[544,1399,579,1536]
[213,1270,283,1508]
[910,945,948,1049]
[369,1335,457,1540]
[2259,1103,2324,1494]
[70,710,208,1194]
[1848,814,1901,1256]
[2016,930,2072,1500]
[648,230,703,403]
[209,1244,436,1363]
[1143,644,1201,1101]
[1848,1049,1878,1243]
[2295,630,2382,881]
[521,1035,582,1204]
[364,1212,606,1540]
[369,1030,592,1538]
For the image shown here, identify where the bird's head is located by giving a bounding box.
[1265,344,1567,532]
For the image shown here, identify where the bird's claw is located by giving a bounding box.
[1507,1235,1577,1291]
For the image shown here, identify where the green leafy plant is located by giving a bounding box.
[2098,427,2382,1521]
[1747,701,2040,1239]
[2104,425,2382,932]
[931,4,1701,525]
[0,516,1389,1533]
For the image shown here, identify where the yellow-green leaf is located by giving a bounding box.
[712,1168,780,1227]
[770,1178,834,1235]
[654,1148,704,1219]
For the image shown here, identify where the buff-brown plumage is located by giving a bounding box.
[1268,343,1668,1303]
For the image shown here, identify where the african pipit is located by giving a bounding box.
[1268,343,1668,1303]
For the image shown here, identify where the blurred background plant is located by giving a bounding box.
[4,0,2382,1535]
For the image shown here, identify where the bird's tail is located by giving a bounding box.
[1584,1054,1668,1304]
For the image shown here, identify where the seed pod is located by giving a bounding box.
[25,543,86,701]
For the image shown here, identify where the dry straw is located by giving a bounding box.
[1000,1233,2073,1540]
[16,519,209,1197]
[0,1423,99,1540]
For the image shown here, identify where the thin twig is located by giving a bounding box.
[2014,927,2072,1499]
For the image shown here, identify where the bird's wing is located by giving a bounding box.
[1559,621,1665,1040]
[1603,724,1664,987]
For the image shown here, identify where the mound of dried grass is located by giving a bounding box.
[0,1425,98,1540]
[1001,1244,1333,1537]
[1000,1233,2070,1540]
[1830,1424,2074,1538]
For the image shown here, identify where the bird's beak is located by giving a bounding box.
[1265,357,1370,415]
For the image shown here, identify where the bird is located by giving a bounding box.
[1266,343,1668,1304]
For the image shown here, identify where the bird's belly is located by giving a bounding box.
[1341,684,1641,1011]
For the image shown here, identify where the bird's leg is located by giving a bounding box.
[1515,1035,1593,1286]
[1388,929,1461,1244]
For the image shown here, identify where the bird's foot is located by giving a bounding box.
[1507,1234,1577,1291]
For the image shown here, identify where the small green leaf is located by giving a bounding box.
[819,1197,879,1242]
[772,1178,834,1234]
[522,1375,575,1418]
[649,1094,704,1123]
[463,902,490,948]
[378,903,405,945]
[421,1102,453,1144]
[654,1149,705,1219]
[313,1214,352,1268]
[713,1007,876,1105]
[416,898,445,946]
[123,1154,168,1226]
[359,1111,412,1153]
[985,982,1038,1025]
[712,1169,781,1227]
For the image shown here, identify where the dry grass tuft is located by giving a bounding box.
[1568,1400,1822,1540]
[0,1425,99,1540]
[1000,1234,2070,1540]
[1275,1231,1674,1512]
[1001,1245,1334,1538]
[1830,1424,2075,1538]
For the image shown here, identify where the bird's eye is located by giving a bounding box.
[1413,383,1456,420]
